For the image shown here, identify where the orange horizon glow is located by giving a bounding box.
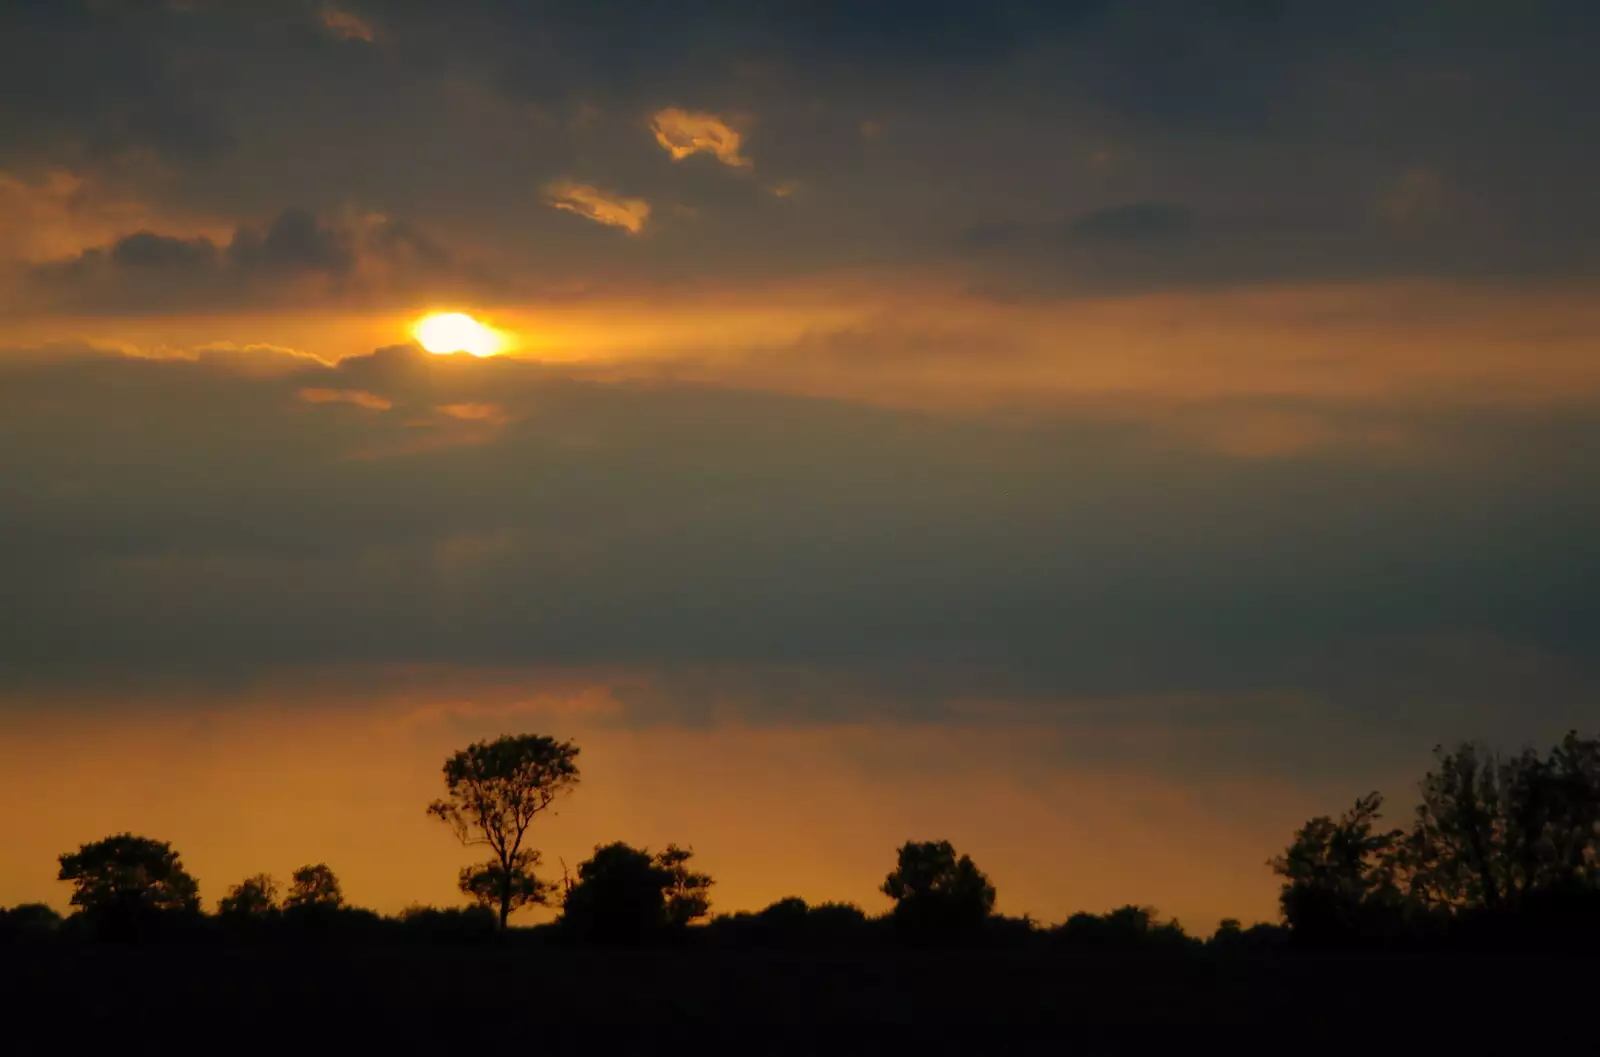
[0,687,1322,933]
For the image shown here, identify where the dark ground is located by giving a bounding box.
[3,947,1595,1054]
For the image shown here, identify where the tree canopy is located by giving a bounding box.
[881,840,996,937]
[560,841,713,943]
[428,734,579,928]
[57,834,201,926]
[218,874,281,918]
[286,863,343,909]
[1273,731,1600,945]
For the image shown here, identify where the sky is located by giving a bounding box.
[2,0,1599,931]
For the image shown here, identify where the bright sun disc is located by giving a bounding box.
[414,312,502,357]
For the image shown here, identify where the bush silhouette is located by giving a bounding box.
[1051,906,1197,952]
[395,904,499,942]
[218,874,281,918]
[285,863,343,909]
[0,903,63,942]
[56,833,201,939]
[560,841,712,944]
[881,840,996,941]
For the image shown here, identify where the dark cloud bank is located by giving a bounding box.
[1,346,1596,777]
[3,1,1597,294]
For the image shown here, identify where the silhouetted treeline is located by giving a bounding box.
[4,729,1597,955]
[1272,730,1600,950]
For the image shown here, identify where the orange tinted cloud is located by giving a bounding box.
[319,5,376,42]
[297,387,391,410]
[0,170,227,263]
[545,180,651,234]
[437,401,508,423]
[8,279,1600,416]
[650,108,752,168]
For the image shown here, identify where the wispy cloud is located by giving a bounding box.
[650,108,751,168]
[1382,167,1445,222]
[545,180,651,234]
[319,5,376,42]
[297,387,391,410]
[437,401,508,424]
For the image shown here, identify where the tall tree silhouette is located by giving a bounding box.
[1398,734,1600,913]
[1275,730,1600,945]
[1270,792,1403,943]
[427,734,580,928]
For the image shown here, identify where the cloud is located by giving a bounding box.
[297,387,391,410]
[16,207,464,313]
[0,2,233,165]
[0,170,227,263]
[437,402,508,423]
[961,202,1194,254]
[1068,202,1193,242]
[1381,167,1445,223]
[545,180,651,234]
[2,342,1598,756]
[650,108,752,168]
[319,5,377,43]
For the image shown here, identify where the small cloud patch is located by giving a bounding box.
[650,108,751,168]
[437,402,508,424]
[319,5,376,42]
[545,180,651,234]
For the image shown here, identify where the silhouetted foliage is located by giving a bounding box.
[1051,905,1198,953]
[458,851,553,918]
[881,840,996,940]
[706,898,882,949]
[285,863,343,909]
[657,843,715,927]
[56,834,200,938]
[0,902,62,942]
[560,841,712,944]
[395,904,500,942]
[428,734,579,928]
[1274,730,1600,948]
[1209,919,1290,953]
[1270,792,1407,945]
[218,874,281,918]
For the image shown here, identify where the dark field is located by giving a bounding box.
[4,947,1595,1053]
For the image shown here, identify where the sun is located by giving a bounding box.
[413,312,503,357]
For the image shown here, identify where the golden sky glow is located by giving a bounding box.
[2,1,1598,931]
[0,685,1327,932]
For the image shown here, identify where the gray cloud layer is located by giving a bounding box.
[19,208,464,313]
[2,1,1596,297]
[2,346,1596,771]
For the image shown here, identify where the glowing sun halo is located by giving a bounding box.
[414,312,502,357]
